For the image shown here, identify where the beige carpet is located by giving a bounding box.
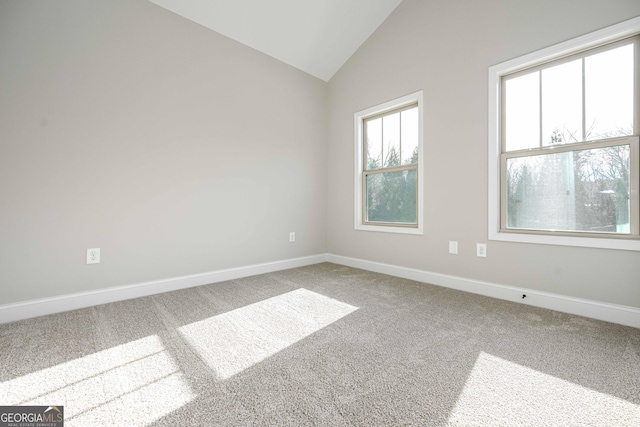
[1,263,639,426]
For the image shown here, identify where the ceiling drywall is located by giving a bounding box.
[148,0,404,81]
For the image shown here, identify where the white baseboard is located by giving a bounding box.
[3,253,639,329]
[326,254,640,329]
[0,254,327,324]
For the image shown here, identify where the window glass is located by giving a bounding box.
[401,107,419,165]
[366,117,382,170]
[366,170,417,224]
[506,145,631,233]
[382,112,401,167]
[542,59,582,145]
[585,44,634,140]
[505,72,540,151]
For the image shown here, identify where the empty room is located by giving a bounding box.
[1,0,640,425]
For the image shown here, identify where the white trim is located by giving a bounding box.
[354,90,424,235]
[488,16,640,251]
[326,254,640,329]
[0,255,327,324]
[4,253,638,329]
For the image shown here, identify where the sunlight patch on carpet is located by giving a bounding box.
[0,335,195,426]
[447,352,640,426]
[178,288,358,379]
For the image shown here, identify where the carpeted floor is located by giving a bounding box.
[1,262,639,426]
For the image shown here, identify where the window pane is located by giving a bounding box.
[585,44,634,140]
[366,169,417,224]
[506,145,631,233]
[401,107,419,165]
[365,117,382,170]
[542,59,582,145]
[383,112,400,167]
[505,71,540,151]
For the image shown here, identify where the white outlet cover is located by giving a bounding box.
[449,241,458,254]
[87,248,100,264]
[289,232,296,243]
[477,244,487,258]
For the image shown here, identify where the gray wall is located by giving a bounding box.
[2,0,639,311]
[0,0,327,305]
[327,0,640,307]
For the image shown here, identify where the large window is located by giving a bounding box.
[488,17,640,250]
[354,91,424,234]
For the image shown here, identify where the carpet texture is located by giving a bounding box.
[1,263,639,426]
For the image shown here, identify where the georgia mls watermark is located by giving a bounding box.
[0,406,63,427]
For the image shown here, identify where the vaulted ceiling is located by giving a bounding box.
[148,0,404,81]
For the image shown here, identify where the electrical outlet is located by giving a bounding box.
[476,243,487,258]
[289,232,295,243]
[87,248,100,264]
[449,241,458,254]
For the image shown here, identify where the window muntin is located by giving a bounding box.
[498,35,639,241]
[354,91,423,234]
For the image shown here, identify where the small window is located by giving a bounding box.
[489,17,640,250]
[354,91,423,234]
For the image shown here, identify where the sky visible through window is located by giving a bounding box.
[505,43,633,152]
[366,106,419,168]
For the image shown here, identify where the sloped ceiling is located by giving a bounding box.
[148,0,404,81]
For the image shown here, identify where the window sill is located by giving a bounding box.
[355,223,423,235]
[489,230,640,251]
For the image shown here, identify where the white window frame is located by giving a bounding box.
[354,90,424,234]
[488,16,640,251]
